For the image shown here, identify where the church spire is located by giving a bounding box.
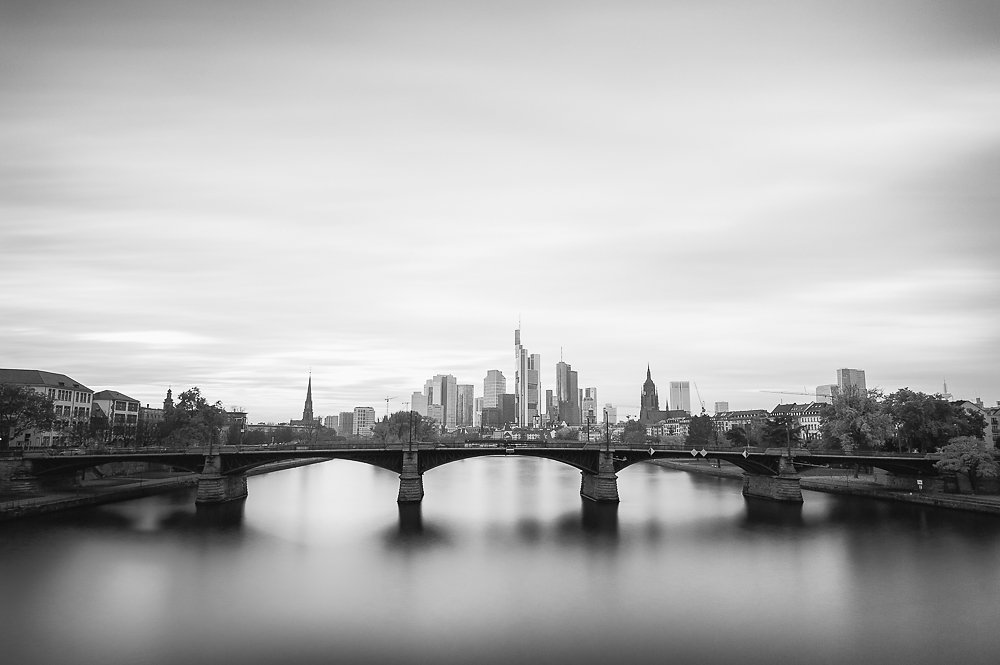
[302,373,314,423]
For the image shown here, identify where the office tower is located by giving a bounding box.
[582,388,598,424]
[526,354,541,427]
[603,404,618,424]
[836,368,867,392]
[514,329,541,427]
[815,385,838,403]
[457,384,475,426]
[473,397,483,427]
[339,411,354,437]
[424,374,458,429]
[323,415,339,430]
[545,389,558,423]
[555,360,581,425]
[483,370,505,409]
[353,406,376,437]
[669,381,692,415]
[714,401,730,414]
[411,391,428,417]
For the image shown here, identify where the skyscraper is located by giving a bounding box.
[483,370,505,409]
[836,368,867,392]
[714,401,730,414]
[457,384,475,427]
[424,374,458,429]
[669,381,691,415]
[582,388,598,424]
[555,360,581,425]
[353,406,376,437]
[514,328,540,427]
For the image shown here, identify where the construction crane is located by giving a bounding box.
[693,382,706,414]
[384,396,396,418]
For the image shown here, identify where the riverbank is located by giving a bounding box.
[0,458,325,522]
[650,459,1000,516]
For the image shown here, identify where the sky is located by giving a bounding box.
[2,0,999,423]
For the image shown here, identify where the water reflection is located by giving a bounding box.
[4,461,1000,665]
[742,497,805,527]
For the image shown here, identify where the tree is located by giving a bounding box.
[934,437,998,493]
[724,426,749,447]
[819,386,892,451]
[371,411,438,444]
[884,388,986,453]
[686,414,716,447]
[622,419,648,445]
[760,416,802,448]
[0,384,56,449]
[158,387,227,449]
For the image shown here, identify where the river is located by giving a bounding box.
[2,458,999,665]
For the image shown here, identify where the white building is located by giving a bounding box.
[92,389,141,443]
[714,401,729,414]
[669,381,692,415]
[353,406,376,438]
[603,404,618,424]
[0,369,94,447]
[424,374,458,429]
[323,415,339,430]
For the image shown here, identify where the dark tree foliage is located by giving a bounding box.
[158,387,227,448]
[883,388,986,453]
[819,386,892,451]
[371,411,438,444]
[622,419,648,445]
[686,414,716,447]
[934,437,998,492]
[0,384,56,449]
[724,426,749,447]
[761,416,803,447]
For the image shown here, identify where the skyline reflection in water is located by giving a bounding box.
[2,459,1000,665]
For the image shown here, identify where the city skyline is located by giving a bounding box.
[2,1,998,423]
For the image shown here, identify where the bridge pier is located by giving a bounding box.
[196,455,248,504]
[741,474,803,503]
[580,450,619,503]
[397,450,424,503]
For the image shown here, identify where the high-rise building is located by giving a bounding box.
[582,388,598,425]
[603,404,618,425]
[483,370,505,409]
[473,397,483,427]
[836,368,867,393]
[815,385,838,403]
[669,381,692,415]
[457,384,475,427]
[555,361,581,425]
[338,411,354,437]
[323,415,339,431]
[424,374,458,429]
[714,401,730,414]
[353,406,376,437]
[514,328,542,427]
[411,391,428,417]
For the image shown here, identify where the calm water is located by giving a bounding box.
[2,459,999,665]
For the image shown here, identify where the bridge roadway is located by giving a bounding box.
[20,441,941,505]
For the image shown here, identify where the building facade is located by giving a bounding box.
[457,384,475,427]
[836,368,867,392]
[513,329,540,427]
[483,370,505,409]
[92,389,141,443]
[0,369,94,447]
[353,406,376,438]
[669,381,692,415]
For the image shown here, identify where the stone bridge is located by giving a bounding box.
[19,442,941,505]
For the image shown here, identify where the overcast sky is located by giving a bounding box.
[2,0,998,423]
